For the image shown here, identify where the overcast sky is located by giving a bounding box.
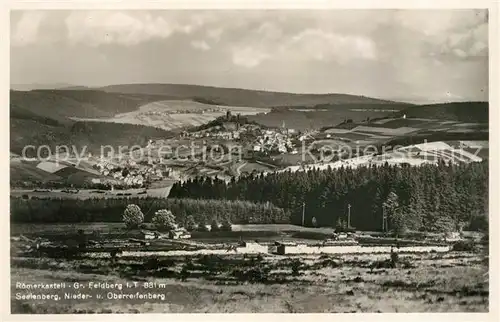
[10,9,488,103]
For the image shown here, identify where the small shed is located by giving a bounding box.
[140,231,156,240]
[168,228,191,239]
[272,241,297,255]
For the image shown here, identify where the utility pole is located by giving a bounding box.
[382,206,387,233]
[302,202,306,226]
[347,204,351,228]
[382,207,385,232]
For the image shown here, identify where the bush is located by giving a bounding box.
[122,204,144,229]
[390,251,399,267]
[180,265,190,281]
[452,240,477,252]
[197,220,209,232]
[232,267,270,283]
[152,209,176,231]
[210,219,220,232]
[220,218,232,232]
[291,259,302,276]
[481,233,489,245]
[185,215,197,232]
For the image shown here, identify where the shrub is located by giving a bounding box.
[210,219,220,232]
[232,267,270,283]
[122,204,144,229]
[452,240,477,252]
[180,265,190,281]
[197,220,209,232]
[220,218,232,232]
[185,215,197,232]
[152,209,176,231]
[291,259,302,276]
[390,251,399,267]
[481,233,489,245]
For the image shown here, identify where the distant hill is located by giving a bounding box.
[99,83,404,108]
[10,90,176,120]
[398,102,489,123]
[59,85,92,90]
[11,116,176,156]
[10,83,78,91]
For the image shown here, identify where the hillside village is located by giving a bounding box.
[183,112,305,155]
[92,154,177,188]
[67,108,489,190]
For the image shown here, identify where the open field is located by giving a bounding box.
[72,100,270,131]
[10,183,175,200]
[282,139,488,173]
[10,223,334,236]
[10,158,114,189]
[247,108,399,131]
[11,249,488,313]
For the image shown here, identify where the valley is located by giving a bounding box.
[10,86,489,197]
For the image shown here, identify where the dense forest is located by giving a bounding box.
[396,102,489,123]
[10,197,289,225]
[169,161,489,233]
[10,118,176,157]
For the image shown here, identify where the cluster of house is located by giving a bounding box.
[182,122,265,141]
[252,129,297,154]
[186,130,242,140]
[94,158,168,187]
[143,107,223,115]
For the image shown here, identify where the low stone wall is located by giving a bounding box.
[84,244,450,258]
[281,245,451,255]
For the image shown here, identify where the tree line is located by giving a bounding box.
[10,196,289,225]
[168,161,489,233]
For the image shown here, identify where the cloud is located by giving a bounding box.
[10,10,488,102]
[191,40,210,51]
[230,27,377,68]
[392,9,488,61]
[286,29,377,63]
[257,22,283,40]
[207,28,223,42]
[64,11,217,46]
[11,11,46,46]
[64,12,174,46]
[231,46,270,68]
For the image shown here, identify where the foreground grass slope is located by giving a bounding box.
[11,250,488,313]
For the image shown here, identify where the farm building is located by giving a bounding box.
[269,241,298,255]
[139,231,157,240]
[236,241,268,253]
[168,228,191,239]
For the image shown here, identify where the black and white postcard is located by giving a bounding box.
[2,0,498,319]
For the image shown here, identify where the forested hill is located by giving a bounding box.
[397,102,488,123]
[169,161,488,233]
[100,83,404,108]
